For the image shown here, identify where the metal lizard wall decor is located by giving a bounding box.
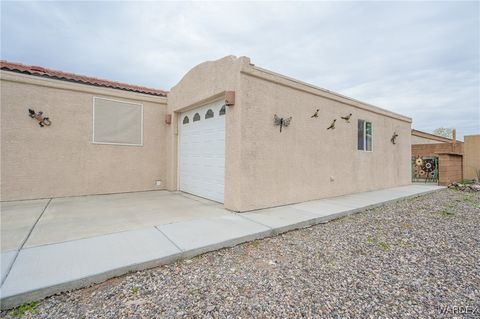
[28,109,51,127]
[391,132,399,144]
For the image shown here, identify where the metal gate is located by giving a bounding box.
[412,156,438,183]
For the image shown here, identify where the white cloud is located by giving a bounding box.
[1,1,478,138]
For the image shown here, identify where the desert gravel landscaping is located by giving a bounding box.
[3,189,479,318]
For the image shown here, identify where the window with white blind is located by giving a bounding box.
[93,97,143,146]
[357,119,372,151]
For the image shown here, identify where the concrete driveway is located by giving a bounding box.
[1,191,230,252]
[1,185,445,310]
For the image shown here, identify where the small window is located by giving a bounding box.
[193,113,200,122]
[357,120,372,151]
[366,122,372,151]
[205,109,214,119]
[183,116,189,124]
[93,97,143,146]
[219,105,226,116]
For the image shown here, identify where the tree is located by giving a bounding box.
[432,127,453,139]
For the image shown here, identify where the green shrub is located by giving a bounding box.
[8,301,40,317]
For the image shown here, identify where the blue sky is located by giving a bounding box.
[2,1,479,139]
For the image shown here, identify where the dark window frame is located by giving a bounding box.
[219,105,226,116]
[205,109,214,119]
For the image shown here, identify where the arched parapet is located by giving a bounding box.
[168,55,250,112]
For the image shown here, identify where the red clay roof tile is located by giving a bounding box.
[0,60,168,97]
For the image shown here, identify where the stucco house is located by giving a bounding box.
[1,56,412,212]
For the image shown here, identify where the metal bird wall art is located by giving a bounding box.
[391,132,399,144]
[273,114,292,133]
[311,109,319,118]
[28,109,51,127]
[327,119,336,130]
[341,113,352,123]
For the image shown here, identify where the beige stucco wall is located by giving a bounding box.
[166,56,250,210]
[463,135,480,181]
[236,66,412,211]
[168,56,412,211]
[1,71,168,201]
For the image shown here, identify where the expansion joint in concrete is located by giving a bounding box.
[154,226,184,253]
[1,198,52,286]
[233,213,274,230]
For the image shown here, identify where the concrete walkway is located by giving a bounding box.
[0,184,443,309]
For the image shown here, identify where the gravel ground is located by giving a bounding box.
[3,189,479,318]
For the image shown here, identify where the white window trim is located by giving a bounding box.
[358,119,373,152]
[92,96,144,147]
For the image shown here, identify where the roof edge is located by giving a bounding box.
[0,60,168,97]
[411,129,461,143]
[1,70,167,104]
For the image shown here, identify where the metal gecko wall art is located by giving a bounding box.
[273,114,292,133]
[391,132,399,144]
[28,109,51,127]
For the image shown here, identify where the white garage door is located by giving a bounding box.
[178,100,225,203]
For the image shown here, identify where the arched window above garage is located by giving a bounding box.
[183,116,189,124]
[219,105,226,116]
[193,113,201,122]
[205,109,214,119]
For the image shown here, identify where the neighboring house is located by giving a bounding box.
[411,129,461,145]
[1,56,412,212]
[411,129,464,185]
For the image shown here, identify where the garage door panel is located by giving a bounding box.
[178,100,225,203]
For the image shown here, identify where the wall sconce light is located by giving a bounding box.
[165,114,172,125]
[225,91,235,106]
